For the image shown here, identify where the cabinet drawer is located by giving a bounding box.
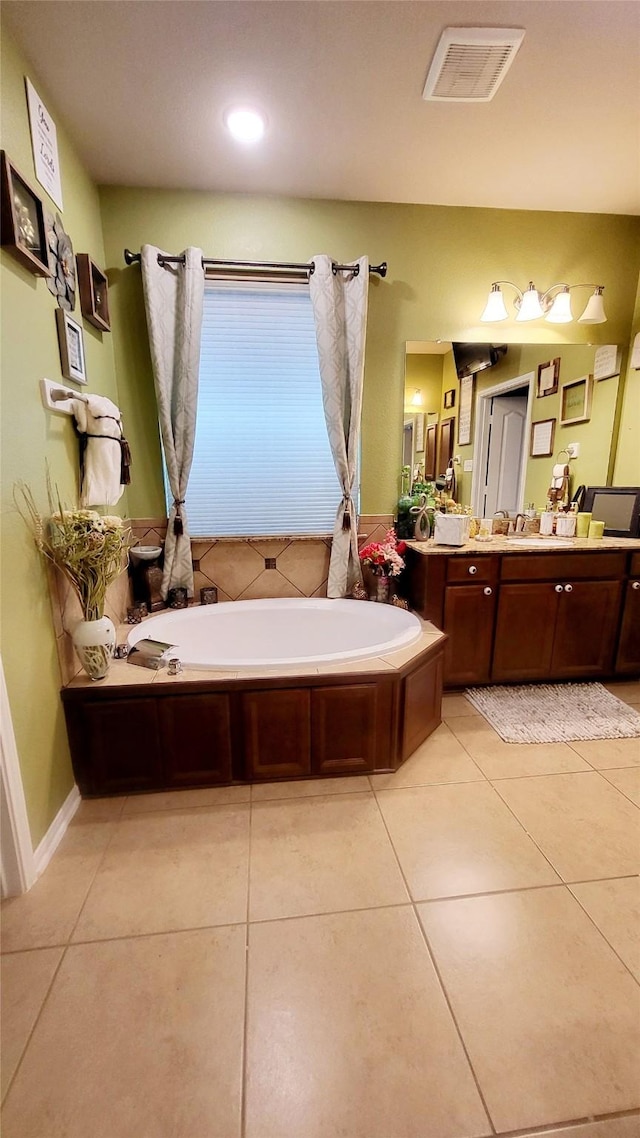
[630,552,640,577]
[446,556,499,584]
[500,552,626,582]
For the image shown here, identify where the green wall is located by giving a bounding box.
[0,27,124,844]
[613,276,640,485]
[99,188,640,518]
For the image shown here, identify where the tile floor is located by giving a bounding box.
[2,681,639,1138]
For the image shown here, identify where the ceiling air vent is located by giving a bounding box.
[423,27,525,102]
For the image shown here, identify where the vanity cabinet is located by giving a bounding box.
[493,579,622,681]
[407,546,635,688]
[616,554,640,674]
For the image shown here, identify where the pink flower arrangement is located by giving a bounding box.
[359,529,406,577]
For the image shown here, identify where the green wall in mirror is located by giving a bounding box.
[404,342,623,515]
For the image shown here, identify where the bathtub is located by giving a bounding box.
[127,597,422,669]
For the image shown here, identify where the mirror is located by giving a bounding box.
[404,341,621,517]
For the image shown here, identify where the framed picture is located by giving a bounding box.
[530,418,556,457]
[414,412,425,452]
[444,388,456,409]
[458,374,474,446]
[560,374,593,426]
[0,151,51,277]
[536,357,560,398]
[56,308,87,384]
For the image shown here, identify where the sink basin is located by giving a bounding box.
[505,536,574,548]
[129,544,163,564]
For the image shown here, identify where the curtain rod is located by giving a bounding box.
[123,249,387,278]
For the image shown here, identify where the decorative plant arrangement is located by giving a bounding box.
[15,480,131,679]
[359,529,406,602]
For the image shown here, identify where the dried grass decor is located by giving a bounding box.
[15,476,131,621]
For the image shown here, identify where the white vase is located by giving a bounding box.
[71,616,116,681]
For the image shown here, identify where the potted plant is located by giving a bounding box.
[16,482,131,680]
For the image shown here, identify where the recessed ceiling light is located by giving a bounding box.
[224,107,266,145]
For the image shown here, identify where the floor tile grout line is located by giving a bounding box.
[1,942,70,1107]
[565,882,640,990]
[240,794,253,1138]
[488,781,577,884]
[368,790,497,1135]
[591,766,640,810]
[65,818,122,946]
[491,1106,640,1138]
[7,872,639,954]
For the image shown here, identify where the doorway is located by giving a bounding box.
[472,372,534,519]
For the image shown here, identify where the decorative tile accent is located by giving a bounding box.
[277,541,331,595]
[192,559,200,571]
[198,543,264,600]
[264,558,277,570]
[238,570,304,601]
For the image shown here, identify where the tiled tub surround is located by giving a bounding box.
[48,515,394,683]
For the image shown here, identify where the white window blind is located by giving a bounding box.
[182,280,343,537]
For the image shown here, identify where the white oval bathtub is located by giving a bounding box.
[127,598,422,669]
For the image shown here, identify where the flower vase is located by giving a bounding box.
[374,574,390,603]
[71,616,116,681]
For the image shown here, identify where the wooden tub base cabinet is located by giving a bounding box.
[61,641,444,797]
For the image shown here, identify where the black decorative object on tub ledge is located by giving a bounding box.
[168,587,188,609]
[200,586,218,605]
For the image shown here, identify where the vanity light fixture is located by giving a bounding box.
[480,281,607,324]
[224,107,266,145]
[411,389,424,406]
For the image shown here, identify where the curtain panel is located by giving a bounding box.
[141,245,204,598]
[309,254,369,597]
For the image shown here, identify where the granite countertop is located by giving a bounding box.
[405,536,640,556]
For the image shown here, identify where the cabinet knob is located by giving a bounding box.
[483,586,493,596]
[555,584,564,593]
[564,583,573,593]
[468,565,478,575]
[632,581,640,590]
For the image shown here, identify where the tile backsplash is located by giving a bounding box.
[49,515,393,685]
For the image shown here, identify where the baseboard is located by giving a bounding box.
[33,784,81,878]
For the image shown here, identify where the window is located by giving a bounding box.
[180,280,345,537]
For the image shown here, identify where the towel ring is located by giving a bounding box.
[555,448,571,461]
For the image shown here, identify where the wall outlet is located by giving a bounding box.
[566,442,580,458]
[463,459,473,472]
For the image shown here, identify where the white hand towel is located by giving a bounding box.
[72,394,124,506]
[551,462,569,489]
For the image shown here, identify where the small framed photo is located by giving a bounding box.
[0,151,51,277]
[56,308,87,384]
[560,374,593,426]
[444,388,456,409]
[530,418,556,457]
[536,357,560,398]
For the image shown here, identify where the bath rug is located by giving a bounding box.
[464,682,640,744]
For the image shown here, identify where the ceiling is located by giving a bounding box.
[3,0,639,215]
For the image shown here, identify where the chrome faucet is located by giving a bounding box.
[513,513,526,533]
[493,510,509,518]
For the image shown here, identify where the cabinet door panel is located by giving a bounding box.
[492,584,557,681]
[552,581,622,677]
[77,699,163,794]
[311,685,377,775]
[242,689,310,780]
[444,585,496,687]
[616,580,640,674]
[158,694,232,786]
[402,651,443,761]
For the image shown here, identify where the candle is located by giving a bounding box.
[588,520,605,539]
[576,512,592,537]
